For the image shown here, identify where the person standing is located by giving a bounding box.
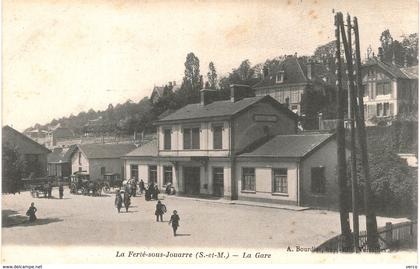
[58,183,64,199]
[155,200,166,222]
[168,210,180,236]
[47,182,52,198]
[123,190,131,212]
[139,179,145,194]
[154,184,160,200]
[115,190,123,213]
[26,202,37,222]
[131,179,137,197]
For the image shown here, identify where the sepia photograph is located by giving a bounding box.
[1,0,419,266]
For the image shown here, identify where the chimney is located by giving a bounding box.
[378,47,384,61]
[230,84,254,102]
[168,81,173,87]
[200,89,216,106]
[262,66,269,79]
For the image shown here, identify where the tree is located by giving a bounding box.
[2,143,24,193]
[181,52,201,99]
[350,147,417,217]
[207,62,218,89]
[300,85,329,130]
[236,59,254,80]
[379,29,413,66]
[401,33,419,66]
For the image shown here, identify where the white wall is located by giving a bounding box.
[235,160,298,204]
[71,148,89,174]
[158,121,230,157]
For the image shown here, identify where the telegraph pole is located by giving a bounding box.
[352,16,380,251]
[334,12,352,251]
[339,13,360,252]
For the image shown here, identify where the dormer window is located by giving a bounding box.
[276,71,285,83]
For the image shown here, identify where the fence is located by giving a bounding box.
[314,220,417,252]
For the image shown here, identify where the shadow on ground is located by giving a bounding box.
[2,209,63,228]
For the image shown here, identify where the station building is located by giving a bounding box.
[123,85,341,209]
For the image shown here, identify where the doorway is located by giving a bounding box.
[212,167,224,197]
[183,167,201,195]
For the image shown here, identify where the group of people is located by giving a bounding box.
[114,188,131,213]
[145,182,160,201]
[154,200,181,236]
[44,182,64,199]
[114,182,181,236]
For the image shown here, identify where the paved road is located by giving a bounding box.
[2,188,409,248]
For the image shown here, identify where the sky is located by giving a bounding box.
[3,0,419,132]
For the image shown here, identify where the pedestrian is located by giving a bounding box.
[115,189,123,213]
[123,190,131,212]
[139,179,145,194]
[155,200,166,222]
[48,182,52,198]
[168,210,180,236]
[145,187,151,201]
[26,202,37,222]
[131,179,137,197]
[165,183,172,195]
[154,184,160,200]
[59,183,64,199]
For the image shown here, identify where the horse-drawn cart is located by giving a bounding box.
[101,173,123,194]
[22,177,54,198]
[69,172,102,196]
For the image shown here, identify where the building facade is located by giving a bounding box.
[47,145,77,179]
[362,58,418,125]
[123,86,343,208]
[70,143,136,180]
[252,55,333,115]
[3,125,51,178]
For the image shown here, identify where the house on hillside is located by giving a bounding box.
[47,145,77,179]
[70,143,136,181]
[25,123,75,149]
[252,55,334,115]
[123,85,342,208]
[362,55,418,125]
[3,125,51,178]
[151,81,180,104]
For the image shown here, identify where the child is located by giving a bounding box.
[26,202,37,222]
[115,190,123,213]
[168,210,180,236]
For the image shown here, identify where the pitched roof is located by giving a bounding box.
[2,125,51,154]
[124,140,158,157]
[363,58,414,79]
[238,133,334,158]
[48,145,77,163]
[400,66,419,79]
[77,143,137,159]
[156,95,297,123]
[152,86,165,97]
[253,56,308,88]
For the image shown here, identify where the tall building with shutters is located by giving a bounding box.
[362,57,418,125]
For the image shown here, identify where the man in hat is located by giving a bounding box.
[155,200,166,222]
[168,210,180,236]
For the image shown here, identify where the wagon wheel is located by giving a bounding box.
[102,183,111,194]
